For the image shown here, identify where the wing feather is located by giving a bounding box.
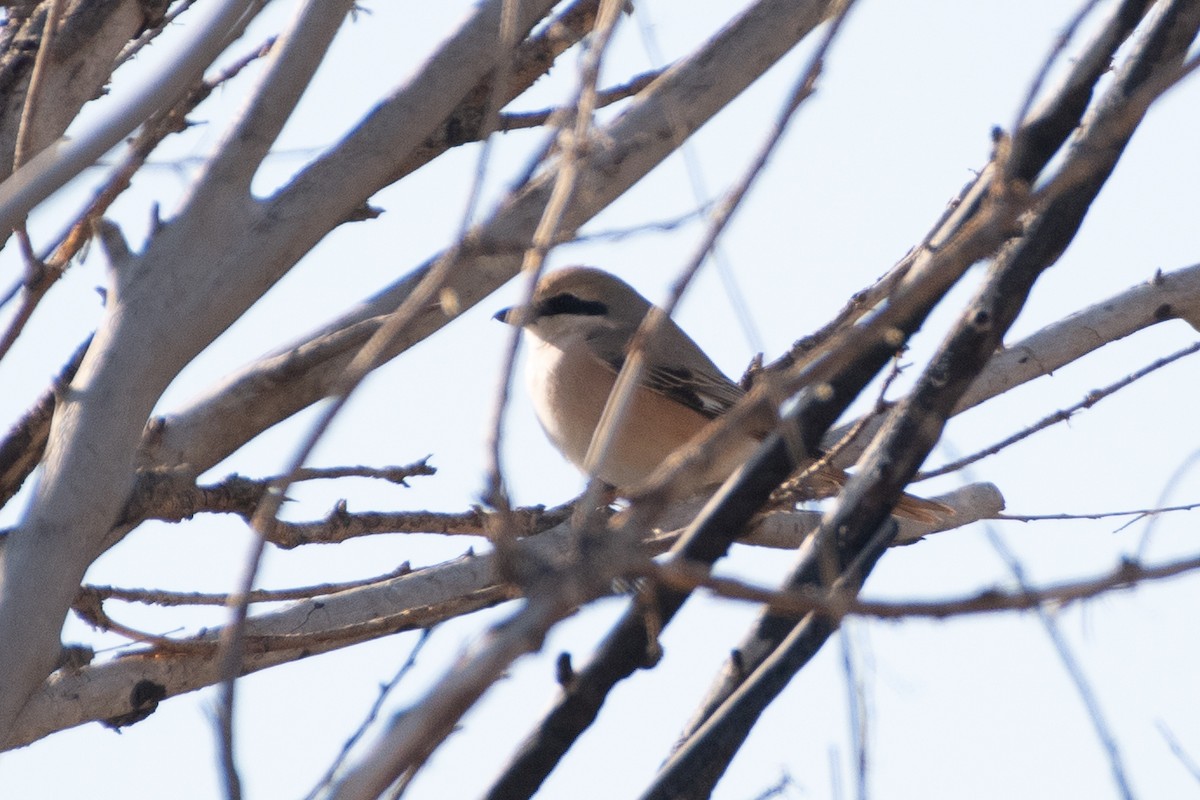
[582,322,745,420]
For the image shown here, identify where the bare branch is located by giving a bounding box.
[1158,721,1200,785]
[115,0,200,68]
[303,629,435,800]
[647,5,1200,796]
[823,262,1200,468]
[0,0,264,232]
[263,503,571,549]
[919,341,1200,479]
[192,1,353,204]
[83,563,415,608]
[1000,500,1200,524]
[5,484,984,749]
[285,460,437,486]
[979,522,1133,800]
[482,0,628,578]
[497,70,662,130]
[1,0,564,741]
[138,0,857,483]
[0,0,173,185]
[654,550,1200,622]
[329,591,581,800]
[0,38,274,365]
[0,335,90,507]
[11,0,66,178]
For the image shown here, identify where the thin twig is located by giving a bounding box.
[12,0,65,172]
[748,773,795,800]
[84,563,414,608]
[1137,448,1200,557]
[839,628,869,800]
[769,355,903,507]
[919,341,1200,479]
[484,0,625,575]
[573,203,712,242]
[116,0,201,67]
[6,0,64,332]
[303,629,435,800]
[584,0,860,514]
[287,460,436,485]
[979,521,1134,800]
[497,70,661,130]
[328,586,611,800]
[634,2,764,351]
[262,503,572,549]
[0,37,275,366]
[113,463,447,535]
[0,277,21,310]
[1008,0,1107,158]
[214,3,575,790]
[1157,720,1200,784]
[1000,500,1200,523]
[654,549,1200,621]
[479,0,565,570]
[72,589,203,652]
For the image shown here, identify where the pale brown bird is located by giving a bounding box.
[495,266,947,522]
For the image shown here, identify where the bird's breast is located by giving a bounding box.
[524,337,757,491]
[525,338,611,470]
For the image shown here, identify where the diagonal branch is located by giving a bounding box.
[919,341,1200,479]
[0,0,264,233]
[0,483,991,749]
[137,0,853,482]
[647,5,1200,796]
[771,0,1158,374]
[0,0,561,744]
[655,548,1200,621]
[822,260,1200,468]
[482,38,1024,800]
[0,37,275,366]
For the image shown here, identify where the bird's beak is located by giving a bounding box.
[495,306,533,325]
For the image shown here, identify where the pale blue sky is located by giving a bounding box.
[2,2,1199,798]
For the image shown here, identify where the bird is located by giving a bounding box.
[494,266,948,522]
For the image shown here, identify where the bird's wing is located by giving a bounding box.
[642,362,744,419]
[584,323,746,420]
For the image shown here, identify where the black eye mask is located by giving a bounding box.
[537,293,608,318]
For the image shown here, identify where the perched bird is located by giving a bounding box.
[495,266,946,521]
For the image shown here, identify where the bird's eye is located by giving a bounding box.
[538,292,608,317]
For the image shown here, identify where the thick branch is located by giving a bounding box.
[0,0,572,740]
[0,0,171,183]
[0,0,261,233]
[138,0,850,479]
[820,260,1200,466]
[4,481,993,749]
[649,5,1200,796]
[486,3,1184,795]
[0,336,89,507]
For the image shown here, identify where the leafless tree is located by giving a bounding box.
[1,1,1198,798]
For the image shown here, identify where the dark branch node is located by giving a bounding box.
[101,679,167,731]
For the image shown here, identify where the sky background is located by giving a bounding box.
[1,1,1199,798]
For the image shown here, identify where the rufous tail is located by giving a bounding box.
[783,465,954,524]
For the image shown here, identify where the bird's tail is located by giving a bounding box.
[775,464,953,524]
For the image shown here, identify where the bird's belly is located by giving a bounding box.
[526,341,756,491]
